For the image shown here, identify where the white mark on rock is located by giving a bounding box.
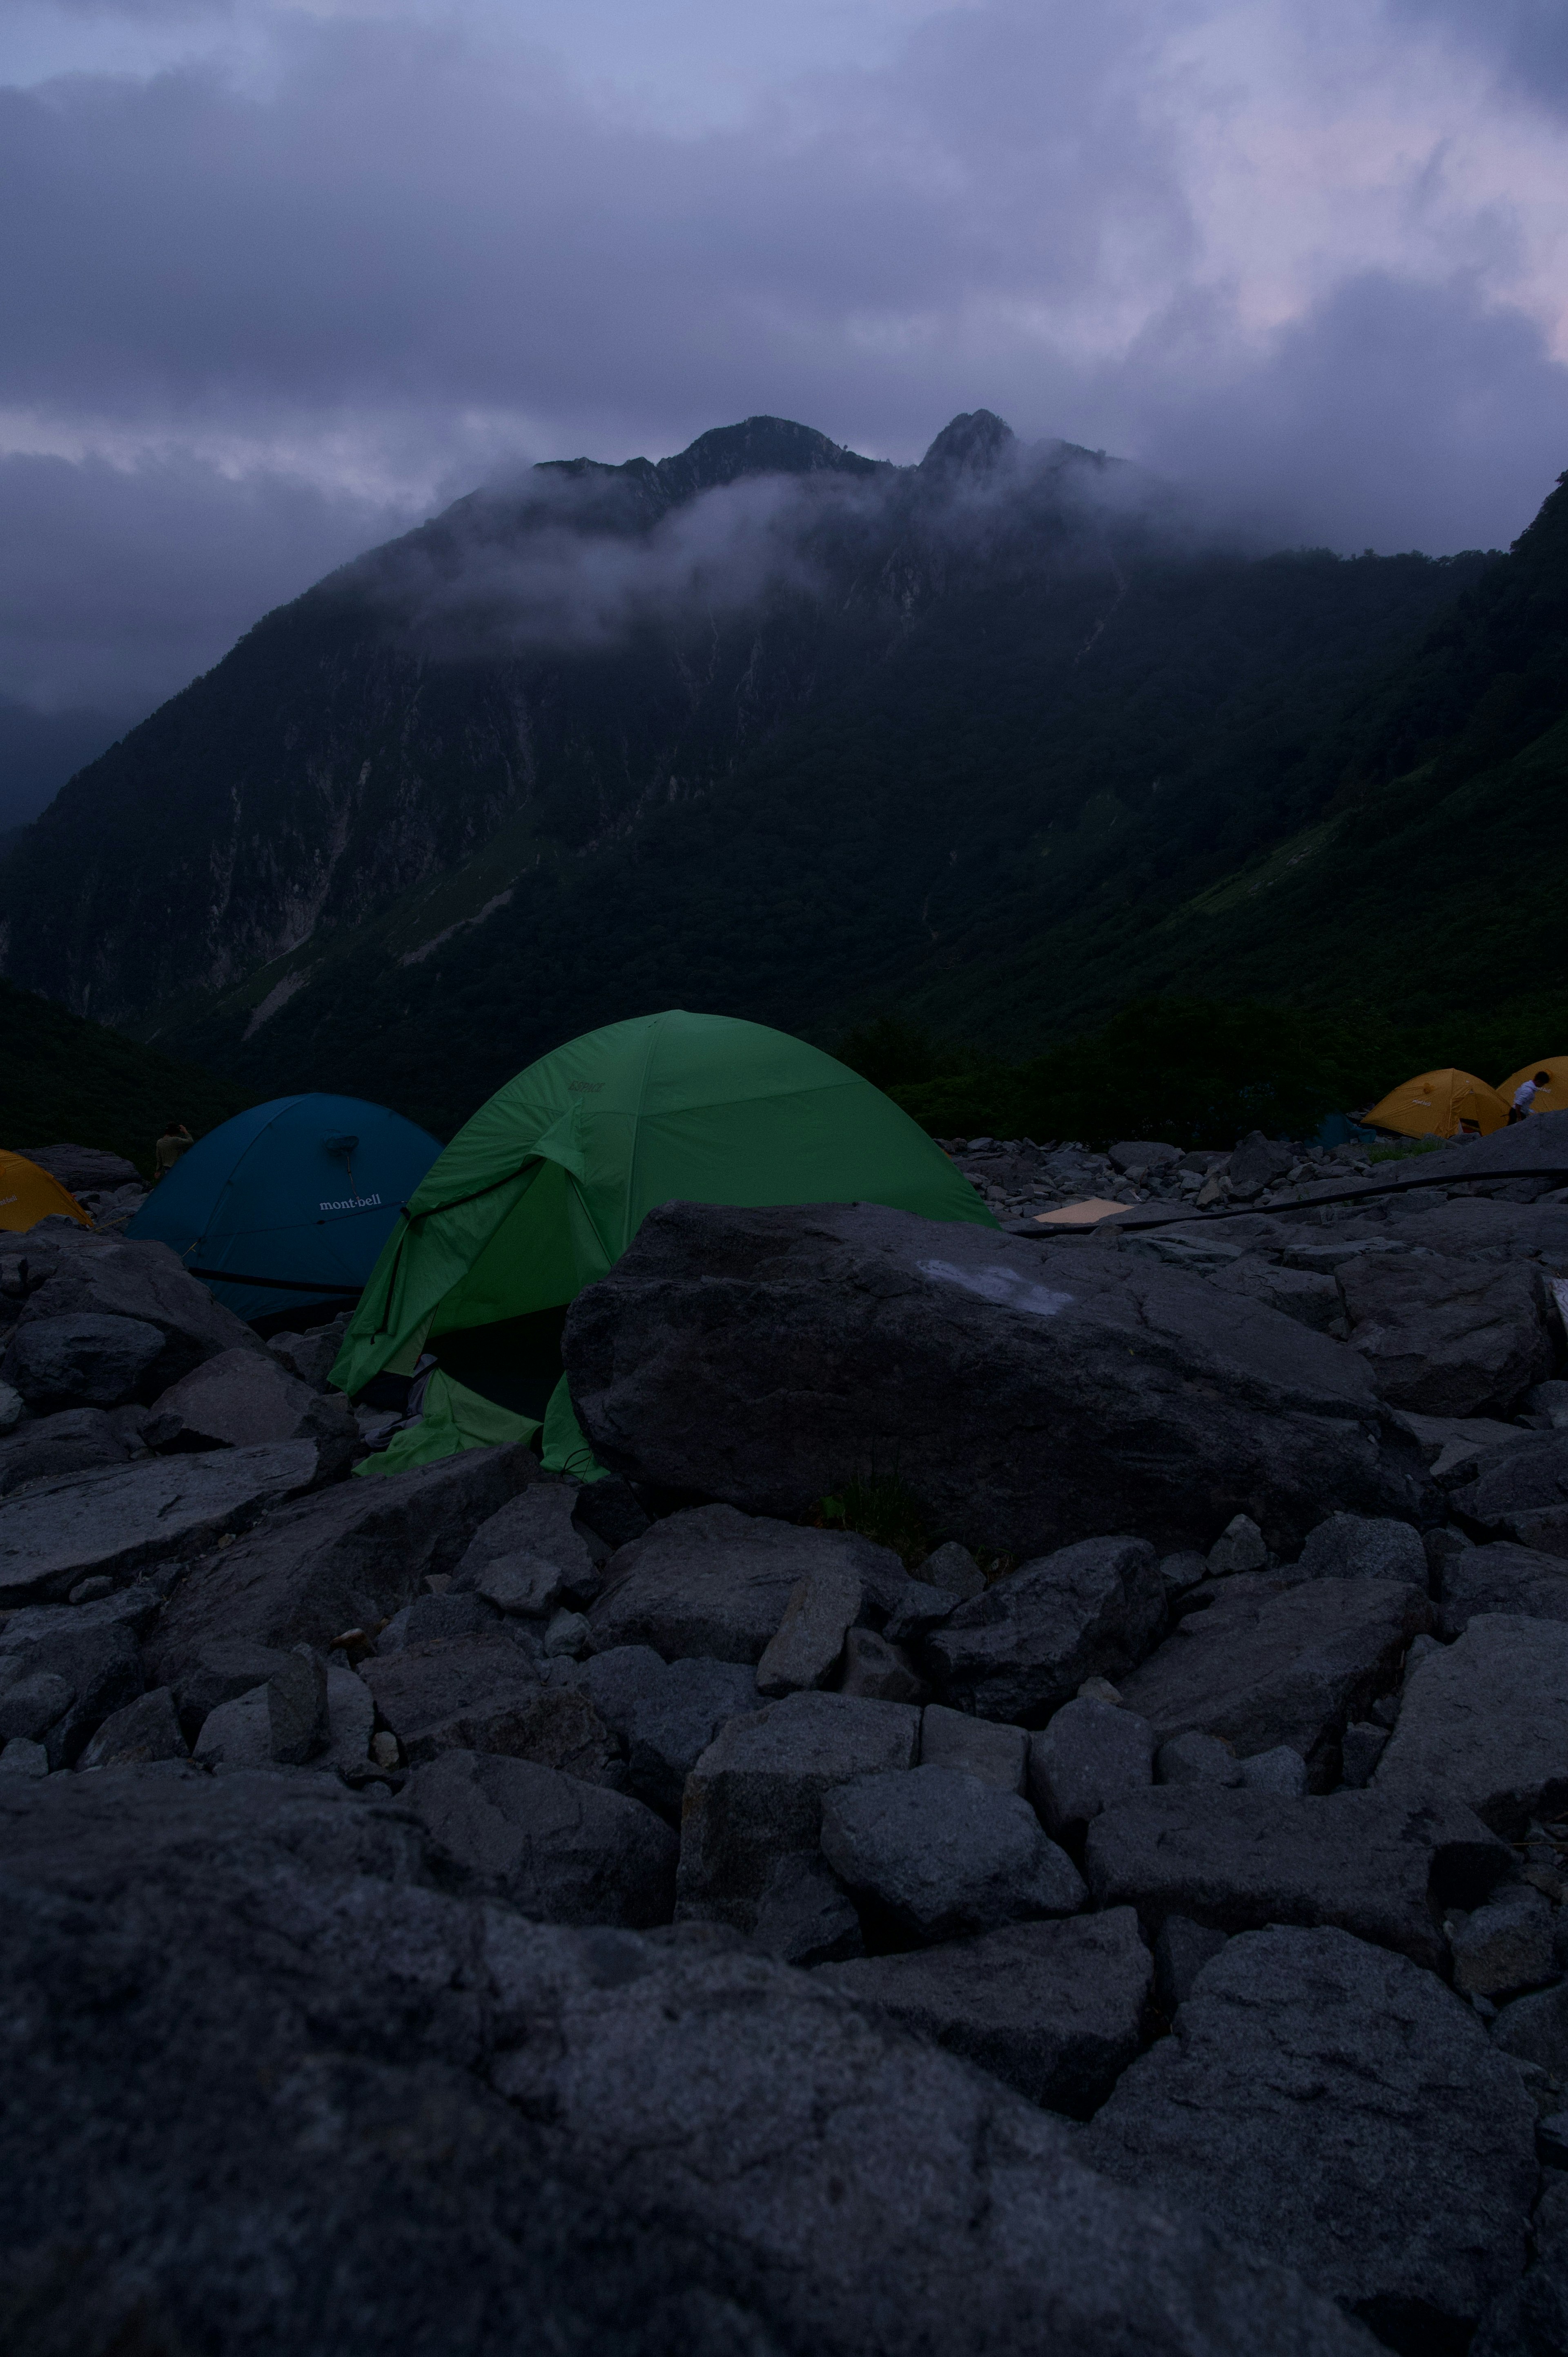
[917,1260,1075,1319]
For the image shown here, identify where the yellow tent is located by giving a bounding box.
[1362,1069,1508,1142]
[0,1151,92,1233]
[1497,1059,1568,1117]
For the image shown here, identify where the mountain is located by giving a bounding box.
[0,411,1514,1137]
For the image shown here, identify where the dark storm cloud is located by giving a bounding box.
[0,4,1185,432]
[1392,0,1568,110]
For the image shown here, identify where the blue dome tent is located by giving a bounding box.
[127,1094,442,1325]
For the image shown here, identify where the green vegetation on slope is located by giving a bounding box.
[0,979,251,1175]
[154,537,1490,1137]
[838,993,1568,1151]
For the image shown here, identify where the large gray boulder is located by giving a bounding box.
[0,1405,136,1495]
[0,1441,320,1606]
[1083,1785,1513,1971]
[1380,1191,1568,1264]
[143,1346,357,1466]
[20,1143,140,1195]
[1434,1540,1568,1636]
[820,1764,1085,1941]
[0,1766,1381,2357]
[1374,1613,1568,1832]
[677,1689,920,1929]
[1209,1256,1344,1335]
[1339,1249,1555,1418]
[407,1749,678,1926]
[562,1200,1430,1557]
[923,1536,1165,1725]
[1115,1574,1432,1786]
[147,1443,537,1687]
[362,1637,615,1777]
[2,1231,259,1393]
[587,1503,905,1665]
[815,1907,1151,2115]
[1079,1925,1536,2349]
[3,1311,165,1409]
[1449,1432,1568,1556]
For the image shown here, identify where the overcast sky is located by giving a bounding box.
[1,0,1566,751]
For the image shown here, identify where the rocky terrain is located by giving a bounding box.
[9,1115,1568,2353]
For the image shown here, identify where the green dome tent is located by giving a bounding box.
[332,1009,996,1477]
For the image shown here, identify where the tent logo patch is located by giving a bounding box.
[319,1192,382,1211]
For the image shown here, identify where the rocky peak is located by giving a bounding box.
[654,416,885,504]
[919,409,1017,478]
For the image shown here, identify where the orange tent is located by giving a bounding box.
[0,1150,92,1233]
[1362,1069,1508,1142]
[1497,1059,1568,1117]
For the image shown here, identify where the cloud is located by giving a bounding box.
[0,447,412,709]
[0,0,1565,717]
[1124,271,1568,553]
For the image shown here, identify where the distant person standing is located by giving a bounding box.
[153,1120,194,1178]
[1509,1073,1553,1124]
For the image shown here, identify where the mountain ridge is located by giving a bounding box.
[2,409,1550,1141]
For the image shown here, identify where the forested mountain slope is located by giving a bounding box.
[936,466,1568,1048]
[0,408,1521,1137]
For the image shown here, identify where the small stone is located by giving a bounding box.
[1077,1676,1122,1704]
[67,1576,114,1606]
[1156,1731,1242,1788]
[0,1672,74,1743]
[1404,1635,1443,1685]
[757,1566,862,1698]
[370,1729,400,1770]
[1339,1722,1389,1787]
[1238,1745,1308,1798]
[1154,1915,1228,2012]
[749,1851,864,1966]
[194,1686,271,1769]
[915,1542,986,1602]
[0,1735,49,1777]
[266,1643,330,1764]
[820,1763,1085,1944]
[474,1552,568,1619]
[1207,1515,1267,1577]
[1370,1692,1400,1729]
[1158,1552,1208,1600]
[1296,1514,1428,1588]
[543,1610,590,1660]
[920,1702,1028,1793]
[1029,1699,1155,1839]
[77,1685,187,1769]
[838,1626,927,1703]
[1449,1886,1555,1998]
[0,1381,23,1434]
